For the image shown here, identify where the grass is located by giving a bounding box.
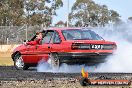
[0,57,13,66]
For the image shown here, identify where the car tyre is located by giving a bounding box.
[49,53,60,69]
[14,53,29,70]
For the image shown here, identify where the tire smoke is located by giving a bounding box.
[37,60,96,73]
[94,23,132,72]
[37,23,132,73]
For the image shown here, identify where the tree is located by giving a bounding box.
[24,0,63,27]
[109,10,120,25]
[0,0,63,26]
[69,0,121,27]
[0,0,10,26]
[0,0,26,26]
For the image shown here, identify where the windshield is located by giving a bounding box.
[62,29,104,40]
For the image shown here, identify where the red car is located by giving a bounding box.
[11,28,117,70]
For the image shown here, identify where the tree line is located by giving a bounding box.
[69,0,121,27]
[0,0,132,27]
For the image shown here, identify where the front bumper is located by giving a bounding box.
[58,52,112,65]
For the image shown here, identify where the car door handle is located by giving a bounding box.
[36,45,38,49]
[48,46,50,49]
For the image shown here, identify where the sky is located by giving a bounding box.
[52,0,132,25]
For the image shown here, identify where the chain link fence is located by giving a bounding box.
[0,26,43,45]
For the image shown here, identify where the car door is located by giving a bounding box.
[50,31,62,52]
[25,44,37,63]
[23,33,39,63]
[36,30,54,62]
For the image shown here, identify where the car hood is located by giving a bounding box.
[12,44,24,53]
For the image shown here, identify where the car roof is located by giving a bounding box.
[43,27,94,31]
[48,27,81,30]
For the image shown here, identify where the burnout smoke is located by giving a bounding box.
[37,23,132,73]
[37,63,98,73]
[37,59,96,73]
[94,23,132,73]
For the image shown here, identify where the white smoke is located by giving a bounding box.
[37,61,97,73]
[94,23,132,73]
[37,23,132,73]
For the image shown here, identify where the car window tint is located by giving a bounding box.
[42,31,54,44]
[88,31,103,40]
[82,31,93,39]
[62,31,75,40]
[62,29,103,40]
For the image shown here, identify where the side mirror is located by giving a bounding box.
[24,40,29,42]
[23,40,29,45]
[24,40,26,42]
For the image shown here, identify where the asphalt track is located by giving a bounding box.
[0,66,132,81]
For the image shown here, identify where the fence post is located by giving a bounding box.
[26,25,28,41]
[7,38,9,45]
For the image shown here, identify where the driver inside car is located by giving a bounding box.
[26,32,42,45]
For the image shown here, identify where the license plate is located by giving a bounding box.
[91,44,103,49]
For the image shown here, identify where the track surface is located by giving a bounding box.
[0,66,132,81]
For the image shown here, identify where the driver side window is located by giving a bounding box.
[53,32,61,43]
[42,31,54,44]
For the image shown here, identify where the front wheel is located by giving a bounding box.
[14,53,29,70]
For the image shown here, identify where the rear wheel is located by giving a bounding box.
[48,53,60,69]
[14,53,29,70]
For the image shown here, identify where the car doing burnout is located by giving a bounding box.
[11,28,117,70]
